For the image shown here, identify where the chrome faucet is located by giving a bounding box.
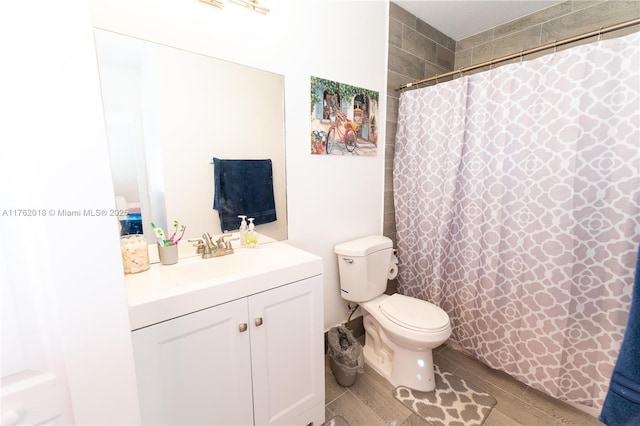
[203,233,215,253]
[188,233,217,259]
[214,234,235,256]
[189,233,236,259]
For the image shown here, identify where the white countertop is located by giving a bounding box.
[125,240,323,331]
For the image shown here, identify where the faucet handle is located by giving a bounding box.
[225,236,239,251]
[214,233,237,254]
[216,233,233,245]
[188,238,205,254]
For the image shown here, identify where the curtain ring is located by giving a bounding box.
[435,74,439,83]
[520,50,524,63]
[598,26,603,42]
[458,68,464,78]
[554,40,558,53]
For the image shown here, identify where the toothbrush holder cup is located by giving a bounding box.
[158,243,179,265]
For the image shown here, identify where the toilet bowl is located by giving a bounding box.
[360,293,450,391]
[334,235,452,392]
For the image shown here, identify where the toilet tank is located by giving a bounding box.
[334,235,393,303]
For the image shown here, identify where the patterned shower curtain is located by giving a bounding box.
[393,31,640,409]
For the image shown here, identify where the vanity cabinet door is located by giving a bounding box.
[132,298,254,425]
[249,276,325,426]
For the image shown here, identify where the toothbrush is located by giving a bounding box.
[168,220,179,242]
[159,229,169,247]
[150,222,161,243]
[154,227,168,246]
[173,225,187,244]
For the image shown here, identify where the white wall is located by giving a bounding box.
[89,0,390,330]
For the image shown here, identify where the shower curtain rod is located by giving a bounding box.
[395,17,640,91]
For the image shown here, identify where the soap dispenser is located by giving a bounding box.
[246,218,257,247]
[238,215,248,246]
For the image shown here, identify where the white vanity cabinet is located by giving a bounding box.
[132,297,254,425]
[127,243,325,426]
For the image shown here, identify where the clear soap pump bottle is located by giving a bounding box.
[238,215,248,246]
[246,218,257,247]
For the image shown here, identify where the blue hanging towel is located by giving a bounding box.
[600,244,640,425]
[213,157,277,232]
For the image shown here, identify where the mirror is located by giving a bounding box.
[94,29,287,246]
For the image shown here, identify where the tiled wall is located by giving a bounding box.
[455,0,640,71]
[384,0,639,293]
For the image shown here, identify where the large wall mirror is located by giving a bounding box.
[94,29,287,245]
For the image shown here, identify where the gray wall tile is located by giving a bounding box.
[417,19,456,51]
[494,2,572,39]
[387,70,409,99]
[455,0,639,70]
[436,44,456,70]
[402,26,438,62]
[457,28,494,51]
[389,18,402,48]
[541,1,640,43]
[570,0,607,13]
[389,2,416,29]
[477,26,542,64]
[455,48,472,69]
[388,45,426,81]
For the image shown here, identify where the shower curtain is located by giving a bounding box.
[394,31,640,409]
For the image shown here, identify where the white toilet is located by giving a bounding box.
[334,235,451,392]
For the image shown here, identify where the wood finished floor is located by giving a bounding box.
[324,343,603,426]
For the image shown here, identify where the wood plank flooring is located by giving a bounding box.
[324,343,603,426]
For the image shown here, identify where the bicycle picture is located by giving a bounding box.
[326,107,358,154]
[309,76,379,157]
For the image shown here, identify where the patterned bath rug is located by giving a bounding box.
[321,415,350,426]
[393,365,496,426]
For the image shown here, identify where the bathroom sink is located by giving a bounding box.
[156,250,253,286]
[124,241,322,330]
[156,242,305,285]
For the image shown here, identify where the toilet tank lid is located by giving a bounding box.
[334,235,392,256]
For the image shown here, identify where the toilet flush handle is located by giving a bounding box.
[342,257,354,264]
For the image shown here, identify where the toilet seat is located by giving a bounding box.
[379,294,450,333]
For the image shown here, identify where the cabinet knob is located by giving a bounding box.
[254,317,264,327]
[239,323,248,332]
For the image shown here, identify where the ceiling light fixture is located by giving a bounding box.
[200,0,224,8]
[229,0,270,15]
